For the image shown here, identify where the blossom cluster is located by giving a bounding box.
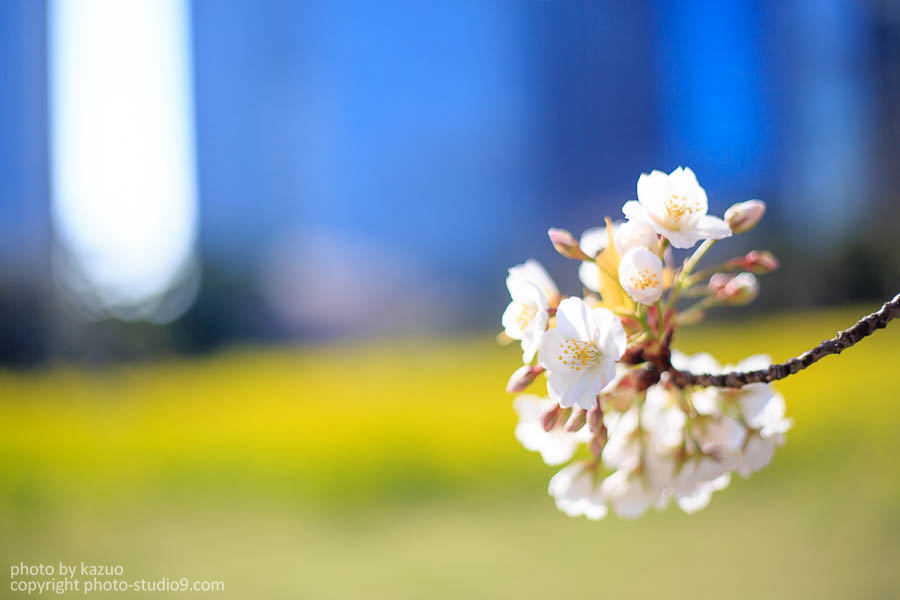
[501,167,790,519]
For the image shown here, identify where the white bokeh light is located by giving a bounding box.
[49,0,198,320]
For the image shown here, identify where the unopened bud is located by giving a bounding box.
[548,228,591,261]
[708,273,731,295]
[587,403,603,432]
[505,365,544,393]
[709,272,759,306]
[724,250,779,274]
[541,405,560,432]
[724,200,766,234]
[565,409,587,432]
[589,431,606,457]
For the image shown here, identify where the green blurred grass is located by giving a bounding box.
[1,305,899,598]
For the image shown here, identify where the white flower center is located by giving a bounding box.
[661,195,701,229]
[557,339,602,371]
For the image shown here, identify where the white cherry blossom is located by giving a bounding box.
[601,406,640,471]
[671,351,722,415]
[548,462,607,520]
[623,167,732,249]
[601,469,656,519]
[502,260,558,363]
[642,385,686,450]
[580,225,615,258]
[755,392,793,438]
[695,414,746,458]
[539,298,627,410]
[510,259,558,303]
[513,395,591,466]
[613,219,658,256]
[676,473,731,514]
[732,389,792,477]
[618,247,663,305]
[577,224,618,292]
[733,434,777,477]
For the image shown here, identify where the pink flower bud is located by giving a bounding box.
[723,250,779,274]
[548,228,590,260]
[708,273,732,295]
[564,409,587,432]
[589,434,605,457]
[541,405,561,432]
[709,272,759,306]
[587,403,603,432]
[742,250,779,274]
[725,200,766,234]
[505,365,544,393]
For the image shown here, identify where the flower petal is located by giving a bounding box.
[555,297,592,340]
[590,307,628,359]
[694,215,733,240]
[578,260,601,293]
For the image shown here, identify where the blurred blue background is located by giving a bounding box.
[1,0,898,364]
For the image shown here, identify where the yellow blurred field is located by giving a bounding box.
[1,305,899,598]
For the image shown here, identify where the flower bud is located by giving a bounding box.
[541,404,561,432]
[565,409,587,432]
[724,250,779,274]
[613,220,658,256]
[707,273,731,295]
[618,247,663,305]
[589,430,607,457]
[548,228,591,261]
[709,272,759,305]
[505,365,544,393]
[587,403,603,432]
[724,200,766,234]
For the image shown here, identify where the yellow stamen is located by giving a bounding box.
[558,339,601,371]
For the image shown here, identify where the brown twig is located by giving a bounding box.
[668,292,900,388]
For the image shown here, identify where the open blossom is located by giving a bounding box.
[538,297,627,410]
[674,471,731,514]
[577,224,617,292]
[613,219,658,256]
[548,462,608,520]
[672,351,782,424]
[501,260,558,363]
[602,406,640,471]
[580,225,615,258]
[513,395,591,466]
[671,351,722,414]
[502,167,790,520]
[618,247,663,305]
[510,259,558,303]
[733,391,792,477]
[600,468,657,519]
[623,167,732,249]
[642,385,687,449]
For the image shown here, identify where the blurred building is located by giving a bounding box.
[0,0,898,364]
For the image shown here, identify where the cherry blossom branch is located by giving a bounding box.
[667,292,900,388]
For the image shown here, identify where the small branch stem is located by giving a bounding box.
[668,239,716,308]
[668,292,900,388]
